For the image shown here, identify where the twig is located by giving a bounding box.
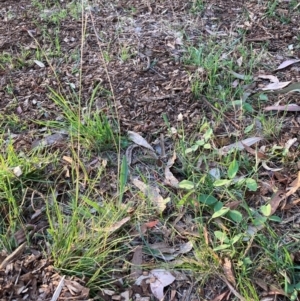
[0,242,26,269]
[201,96,240,129]
[220,275,247,301]
[160,133,166,158]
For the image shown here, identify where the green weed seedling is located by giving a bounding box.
[119,45,131,62]
[184,125,213,155]
[190,0,204,14]
[213,230,243,254]
[42,86,118,152]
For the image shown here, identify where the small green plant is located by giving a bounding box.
[213,230,243,253]
[42,87,118,152]
[265,0,278,17]
[259,114,283,138]
[190,0,204,13]
[119,45,131,62]
[0,52,13,70]
[0,137,54,251]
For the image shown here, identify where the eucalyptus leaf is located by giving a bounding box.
[260,204,271,217]
[214,244,231,251]
[213,179,231,187]
[227,210,243,223]
[198,194,218,205]
[246,178,257,191]
[228,159,239,179]
[214,231,229,243]
[212,207,230,218]
[268,215,282,222]
[178,180,194,190]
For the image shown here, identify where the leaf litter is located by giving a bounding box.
[1,0,300,300]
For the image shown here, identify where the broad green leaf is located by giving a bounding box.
[185,144,199,154]
[246,178,258,191]
[268,215,282,222]
[198,194,218,205]
[203,143,211,149]
[228,159,239,179]
[214,231,229,243]
[213,201,223,212]
[213,179,231,187]
[243,103,253,113]
[204,128,213,141]
[259,94,268,101]
[260,204,271,216]
[178,180,194,190]
[244,124,254,134]
[231,233,243,244]
[253,216,267,226]
[195,139,205,146]
[294,282,300,290]
[212,207,230,218]
[227,210,243,223]
[213,244,231,251]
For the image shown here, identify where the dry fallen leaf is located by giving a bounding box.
[257,74,279,83]
[264,104,300,111]
[128,131,155,152]
[130,246,143,279]
[164,152,179,188]
[149,269,175,301]
[261,81,291,91]
[132,178,169,213]
[275,59,300,71]
[286,171,300,197]
[222,257,236,286]
[105,217,131,233]
[218,137,263,155]
[269,190,286,215]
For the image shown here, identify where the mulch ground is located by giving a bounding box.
[0,0,300,300]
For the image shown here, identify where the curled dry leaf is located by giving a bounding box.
[130,246,143,279]
[149,269,175,301]
[105,217,130,234]
[261,81,291,91]
[222,257,236,286]
[286,171,300,197]
[269,190,286,215]
[164,152,179,188]
[128,131,155,152]
[34,60,45,68]
[275,59,300,71]
[264,104,300,111]
[218,137,263,155]
[257,74,279,83]
[132,178,169,213]
[261,161,282,172]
